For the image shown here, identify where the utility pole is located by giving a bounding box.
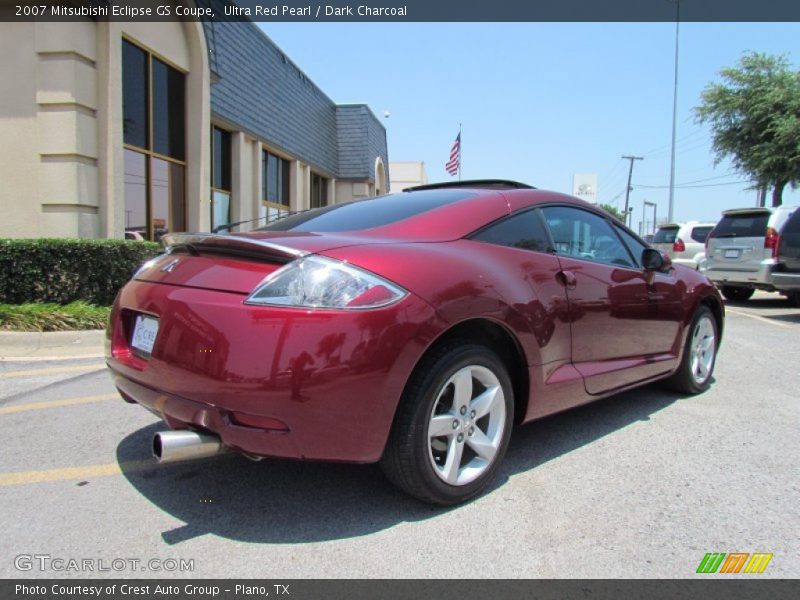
[644,200,657,235]
[757,184,767,207]
[667,0,681,223]
[622,155,643,227]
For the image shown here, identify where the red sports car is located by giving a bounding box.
[107,180,723,505]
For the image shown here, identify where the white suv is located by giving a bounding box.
[651,222,716,269]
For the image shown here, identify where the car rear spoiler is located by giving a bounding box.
[161,233,307,264]
[721,208,771,216]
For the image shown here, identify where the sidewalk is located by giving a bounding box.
[0,330,106,361]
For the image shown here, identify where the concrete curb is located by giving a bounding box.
[0,329,106,361]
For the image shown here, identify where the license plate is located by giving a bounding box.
[724,249,740,259]
[131,314,159,356]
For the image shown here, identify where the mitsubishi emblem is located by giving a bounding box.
[161,258,181,273]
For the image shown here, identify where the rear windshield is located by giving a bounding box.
[653,226,679,244]
[690,226,714,243]
[783,210,800,234]
[256,189,477,233]
[712,213,769,238]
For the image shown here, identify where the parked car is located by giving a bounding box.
[703,205,799,301]
[107,180,724,505]
[652,222,716,270]
[770,206,800,306]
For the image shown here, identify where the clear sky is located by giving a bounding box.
[259,22,799,230]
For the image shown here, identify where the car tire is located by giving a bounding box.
[664,305,718,395]
[380,342,514,505]
[720,285,754,302]
[787,291,800,308]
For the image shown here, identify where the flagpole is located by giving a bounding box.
[458,122,462,181]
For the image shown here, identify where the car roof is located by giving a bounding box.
[658,222,715,230]
[722,207,772,216]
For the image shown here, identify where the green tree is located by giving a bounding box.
[598,203,625,221]
[695,52,800,207]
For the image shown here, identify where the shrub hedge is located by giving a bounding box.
[0,238,160,306]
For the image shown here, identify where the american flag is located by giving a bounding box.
[445,133,461,176]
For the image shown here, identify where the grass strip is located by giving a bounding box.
[0,301,110,332]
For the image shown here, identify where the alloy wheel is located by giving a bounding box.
[427,365,506,486]
[689,315,716,384]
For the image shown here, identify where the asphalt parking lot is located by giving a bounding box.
[1,292,798,579]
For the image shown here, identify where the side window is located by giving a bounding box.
[541,206,636,268]
[471,210,551,253]
[614,225,646,267]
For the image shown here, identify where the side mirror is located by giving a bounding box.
[642,248,672,272]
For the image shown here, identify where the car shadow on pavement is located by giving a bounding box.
[724,296,794,309]
[761,312,800,324]
[116,382,688,545]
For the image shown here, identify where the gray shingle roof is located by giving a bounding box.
[200,5,388,181]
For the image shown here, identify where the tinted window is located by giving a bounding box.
[122,40,148,149]
[713,213,769,238]
[258,189,476,232]
[152,58,185,160]
[472,210,550,253]
[212,127,231,191]
[614,225,646,267]
[542,206,635,268]
[690,226,713,243]
[779,210,800,267]
[263,152,290,206]
[311,173,328,209]
[653,226,679,244]
[782,210,800,234]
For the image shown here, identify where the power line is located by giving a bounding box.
[634,180,748,189]
[633,173,736,187]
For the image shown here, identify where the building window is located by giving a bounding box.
[310,172,328,209]
[262,150,290,223]
[122,38,186,241]
[211,126,231,232]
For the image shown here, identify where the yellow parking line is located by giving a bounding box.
[0,454,235,486]
[0,461,152,486]
[0,393,118,415]
[0,363,105,379]
[726,308,793,329]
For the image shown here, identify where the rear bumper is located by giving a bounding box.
[106,280,444,463]
[771,271,800,291]
[703,260,775,290]
[672,257,701,269]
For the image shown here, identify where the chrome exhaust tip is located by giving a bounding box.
[152,430,227,464]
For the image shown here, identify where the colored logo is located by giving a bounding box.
[696,552,773,574]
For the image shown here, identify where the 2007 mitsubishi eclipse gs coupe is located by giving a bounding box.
[107,180,724,505]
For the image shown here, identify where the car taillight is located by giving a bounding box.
[673,238,686,253]
[245,255,408,310]
[764,227,780,258]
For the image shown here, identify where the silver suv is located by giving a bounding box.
[703,205,799,301]
[652,222,715,269]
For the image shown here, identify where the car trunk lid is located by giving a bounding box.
[652,225,679,257]
[133,234,310,294]
[707,209,770,270]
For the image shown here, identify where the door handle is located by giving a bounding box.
[556,270,577,289]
